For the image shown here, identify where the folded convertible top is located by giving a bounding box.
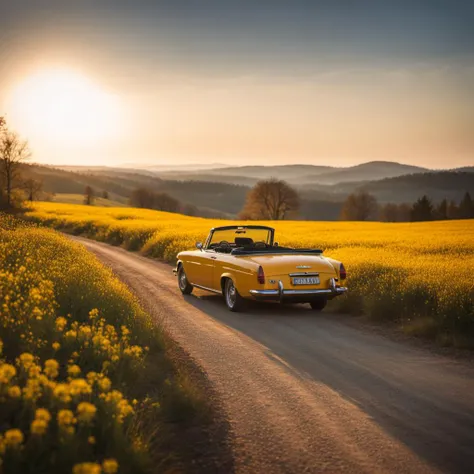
[231,247,323,256]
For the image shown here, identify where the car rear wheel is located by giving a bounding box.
[310,299,327,311]
[224,278,245,312]
[178,266,193,295]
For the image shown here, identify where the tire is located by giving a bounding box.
[224,278,245,312]
[178,266,193,295]
[310,299,327,311]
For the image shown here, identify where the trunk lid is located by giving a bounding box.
[242,254,336,277]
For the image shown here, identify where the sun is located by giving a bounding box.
[7,69,122,146]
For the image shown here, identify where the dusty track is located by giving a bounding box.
[71,236,474,474]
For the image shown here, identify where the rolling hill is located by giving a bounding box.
[301,161,428,184]
[156,161,430,186]
[22,162,474,220]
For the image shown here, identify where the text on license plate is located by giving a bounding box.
[292,277,320,285]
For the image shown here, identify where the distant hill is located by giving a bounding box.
[152,172,258,186]
[162,161,430,185]
[198,164,335,180]
[23,162,474,220]
[21,164,245,217]
[358,171,474,203]
[302,161,428,184]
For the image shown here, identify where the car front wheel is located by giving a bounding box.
[224,278,245,312]
[310,299,327,311]
[178,266,193,295]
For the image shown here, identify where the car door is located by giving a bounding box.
[198,250,218,289]
[183,252,205,285]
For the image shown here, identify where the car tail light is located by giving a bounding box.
[340,263,347,280]
[257,266,265,284]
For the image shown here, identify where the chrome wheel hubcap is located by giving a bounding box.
[226,281,236,307]
[179,270,187,290]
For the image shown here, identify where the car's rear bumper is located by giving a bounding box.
[249,278,347,302]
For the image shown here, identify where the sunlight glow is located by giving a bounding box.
[7,69,122,146]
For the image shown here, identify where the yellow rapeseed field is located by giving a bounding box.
[26,202,474,345]
[0,214,203,473]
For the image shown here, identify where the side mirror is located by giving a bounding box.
[196,242,203,251]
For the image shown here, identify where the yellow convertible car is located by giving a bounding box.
[173,225,347,312]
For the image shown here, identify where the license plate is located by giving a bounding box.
[292,277,320,285]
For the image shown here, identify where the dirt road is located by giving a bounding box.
[72,236,474,474]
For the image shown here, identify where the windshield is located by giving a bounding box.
[208,227,273,248]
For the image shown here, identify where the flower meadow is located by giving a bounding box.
[0,215,203,473]
[26,202,474,346]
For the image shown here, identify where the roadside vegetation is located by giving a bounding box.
[0,214,209,473]
[26,202,474,347]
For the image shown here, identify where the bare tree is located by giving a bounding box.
[340,191,378,221]
[239,179,300,220]
[23,178,43,202]
[0,120,31,208]
[84,186,95,205]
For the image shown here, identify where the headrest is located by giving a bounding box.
[235,237,254,247]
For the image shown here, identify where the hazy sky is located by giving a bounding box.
[1,0,473,168]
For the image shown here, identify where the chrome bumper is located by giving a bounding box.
[249,278,347,301]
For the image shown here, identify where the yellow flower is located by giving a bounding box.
[67,364,81,378]
[79,326,92,338]
[86,371,98,384]
[97,376,111,392]
[55,316,68,331]
[69,378,92,397]
[4,429,24,448]
[35,408,52,422]
[89,308,99,320]
[23,378,42,401]
[124,345,143,358]
[52,342,61,351]
[64,329,77,340]
[117,399,134,421]
[77,402,97,423]
[102,459,119,474]
[17,353,35,369]
[28,363,42,378]
[57,409,76,434]
[44,359,59,379]
[72,462,102,474]
[0,363,17,383]
[54,383,72,403]
[7,385,21,398]
[31,419,48,435]
[88,435,96,444]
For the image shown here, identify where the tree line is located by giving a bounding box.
[237,178,474,222]
[340,190,474,222]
